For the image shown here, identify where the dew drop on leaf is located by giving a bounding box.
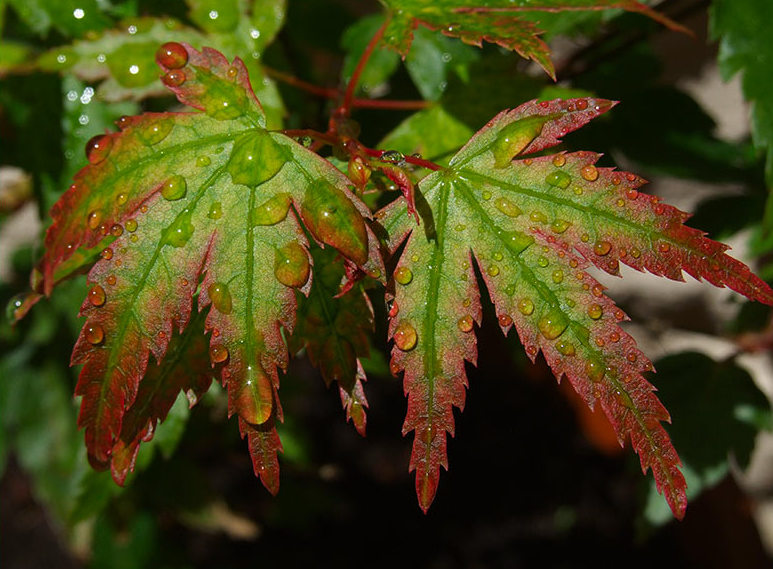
[503,231,534,255]
[494,196,522,217]
[101,248,113,260]
[586,359,605,382]
[551,269,563,283]
[163,210,194,247]
[110,224,123,237]
[545,171,571,189]
[537,256,549,268]
[161,175,187,201]
[552,155,566,167]
[395,266,413,285]
[491,116,545,167]
[85,323,105,345]
[250,193,291,226]
[125,219,138,232]
[116,193,128,205]
[587,304,603,319]
[85,135,112,164]
[394,322,417,351]
[556,340,575,356]
[538,308,568,340]
[137,119,173,146]
[274,242,310,288]
[209,344,229,363]
[156,42,188,69]
[207,202,223,219]
[658,242,671,253]
[517,297,535,315]
[162,69,186,87]
[551,219,570,233]
[482,190,492,201]
[88,285,106,307]
[228,131,287,187]
[87,210,102,230]
[593,240,612,256]
[196,155,212,167]
[498,314,513,327]
[208,282,232,314]
[106,275,117,286]
[580,164,599,182]
[530,211,548,224]
[457,315,474,333]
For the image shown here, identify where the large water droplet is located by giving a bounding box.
[487,264,500,277]
[545,171,571,189]
[503,231,534,255]
[162,69,186,87]
[580,164,599,181]
[85,134,112,164]
[494,196,522,217]
[538,308,568,340]
[556,340,575,356]
[227,131,288,187]
[163,210,194,247]
[395,266,413,285]
[517,297,534,315]
[274,242,310,288]
[87,210,102,230]
[301,181,368,266]
[85,323,105,345]
[587,304,603,320]
[156,42,188,69]
[161,175,187,201]
[210,344,229,363]
[88,285,106,307]
[125,219,138,232]
[551,269,564,284]
[491,116,546,168]
[457,315,474,333]
[250,193,291,226]
[208,282,232,314]
[137,118,173,145]
[207,202,223,219]
[551,219,571,234]
[586,359,605,382]
[394,322,417,351]
[593,240,612,256]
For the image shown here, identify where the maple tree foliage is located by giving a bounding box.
[18,0,773,521]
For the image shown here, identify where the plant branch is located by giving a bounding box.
[341,16,389,115]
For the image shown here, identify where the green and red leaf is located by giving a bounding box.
[381,0,689,79]
[377,97,773,517]
[43,44,383,487]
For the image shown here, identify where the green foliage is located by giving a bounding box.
[2,1,773,560]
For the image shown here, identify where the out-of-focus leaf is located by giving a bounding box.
[341,14,400,96]
[378,105,473,162]
[6,0,111,37]
[643,352,772,525]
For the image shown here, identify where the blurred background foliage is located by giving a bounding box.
[2,0,773,567]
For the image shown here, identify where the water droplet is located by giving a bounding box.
[101,248,113,259]
[556,340,575,356]
[228,131,287,186]
[517,298,534,315]
[612,176,621,185]
[85,134,112,164]
[587,304,603,319]
[626,189,639,200]
[116,193,128,205]
[491,116,546,168]
[162,69,186,87]
[85,323,105,345]
[626,352,637,363]
[576,100,588,110]
[538,308,568,340]
[88,210,102,230]
[593,240,611,256]
[457,315,474,333]
[487,264,500,277]
[411,253,419,263]
[481,190,492,201]
[591,284,603,297]
[125,219,138,232]
[552,154,566,167]
[110,224,123,237]
[586,359,605,382]
[454,223,466,232]
[156,42,188,69]
[250,193,291,226]
[380,150,404,164]
[580,164,598,182]
[609,332,620,343]
[492,252,503,261]
[654,203,665,215]
[163,210,194,247]
[208,282,232,313]
[551,219,570,233]
[161,175,187,201]
[137,119,173,145]
[395,266,413,285]
[208,202,223,219]
[274,242,310,288]
[658,242,671,253]
[106,275,117,286]
[537,256,548,268]
[498,314,513,327]
[630,247,641,259]
[196,155,211,167]
[301,181,368,266]
[394,322,417,351]
[210,344,229,363]
[494,196,522,217]
[545,171,571,189]
[551,269,563,284]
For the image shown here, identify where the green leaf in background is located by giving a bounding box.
[642,352,772,526]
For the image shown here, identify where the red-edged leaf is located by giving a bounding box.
[376,97,773,517]
[289,247,374,435]
[381,0,690,79]
[43,44,383,481]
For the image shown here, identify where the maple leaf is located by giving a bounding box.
[39,43,384,493]
[289,247,375,435]
[376,97,773,517]
[380,0,690,79]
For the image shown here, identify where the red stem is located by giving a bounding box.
[341,17,389,115]
[263,66,339,99]
[352,98,429,110]
[362,147,442,171]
